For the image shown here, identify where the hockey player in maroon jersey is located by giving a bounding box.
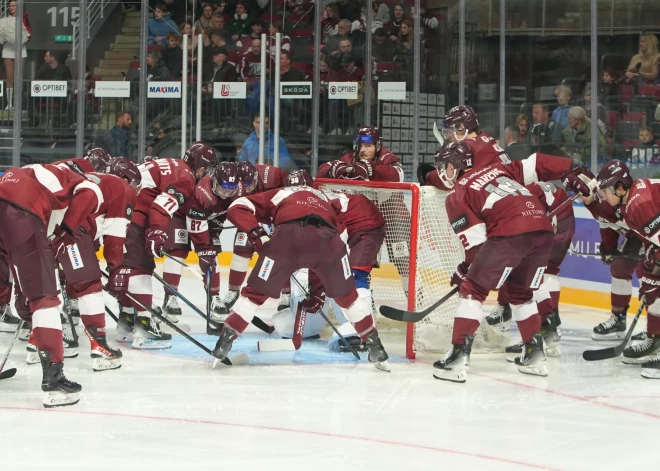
[160,161,240,322]
[216,161,289,315]
[54,147,113,174]
[214,176,391,371]
[487,181,575,357]
[563,166,646,341]
[38,158,140,372]
[316,126,404,182]
[106,142,214,349]
[0,164,104,407]
[432,142,588,382]
[582,160,660,378]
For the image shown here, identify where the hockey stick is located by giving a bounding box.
[0,320,22,381]
[58,274,79,343]
[582,301,645,361]
[121,290,248,366]
[290,274,361,360]
[206,269,221,336]
[432,122,445,146]
[379,286,459,323]
[162,251,204,281]
[257,303,307,352]
[568,249,642,261]
[104,306,119,323]
[547,193,580,218]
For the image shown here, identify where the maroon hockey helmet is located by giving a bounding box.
[286,169,313,187]
[434,142,474,188]
[85,148,112,172]
[183,142,216,176]
[237,161,256,186]
[443,105,479,140]
[109,157,142,190]
[354,126,382,153]
[212,161,239,198]
[143,155,158,163]
[596,160,633,191]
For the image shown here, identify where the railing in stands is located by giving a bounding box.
[71,0,109,60]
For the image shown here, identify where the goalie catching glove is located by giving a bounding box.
[247,226,270,252]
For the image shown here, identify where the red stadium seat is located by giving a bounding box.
[622,112,646,125]
[289,29,313,37]
[261,14,282,22]
[619,85,633,102]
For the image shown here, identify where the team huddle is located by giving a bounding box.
[1,106,658,409]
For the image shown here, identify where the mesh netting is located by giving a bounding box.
[317,180,511,356]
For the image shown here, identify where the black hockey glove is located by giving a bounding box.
[247,226,270,252]
[451,262,469,287]
[599,244,619,265]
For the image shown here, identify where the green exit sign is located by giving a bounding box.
[54,35,73,43]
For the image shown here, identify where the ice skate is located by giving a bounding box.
[364,330,390,372]
[116,310,135,342]
[433,335,473,383]
[592,313,627,341]
[212,325,238,367]
[210,295,228,323]
[26,331,39,365]
[277,292,291,312]
[338,335,367,353]
[641,354,660,379]
[39,350,82,408]
[217,290,239,315]
[632,330,648,341]
[541,311,561,357]
[513,333,548,377]
[132,316,172,350]
[64,297,80,325]
[18,321,31,341]
[85,327,123,372]
[485,304,512,333]
[162,293,182,323]
[622,335,660,365]
[0,304,20,333]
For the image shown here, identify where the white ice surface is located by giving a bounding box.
[0,267,658,471]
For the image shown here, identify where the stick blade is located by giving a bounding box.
[582,346,620,362]
[378,305,423,323]
[257,339,296,352]
[0,368,17,380]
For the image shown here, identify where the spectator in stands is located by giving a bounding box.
[35,50,72,80]
[201,27,214,60]
[161,32,183,79]
[103,110,132,158]
[0,0,30,110]
[326,37,364,70]
[551,85,572,128]
[374,0,391,24]
[624,33,660,85]
[322,3,340,44]
[516,114,530,143]
[394,19,413,72]
[211,29,228,49]
[236,18,264,53]
[146,50,170,81]
[328,53,364,135]
[599,66,619,103]
[203,47,239,84]
[631,128,660,165]
[211,12,228,38]
[229,2,252,43]
[372,28,395,62]
[504,125,531,161]
[239,114,296,170]
[387,2,408,40]
[562,106,606,164]
[582,83,607,135]
[336,0,362,22]
[163,0,186,24]
[195,3,215,33]
[324,19,354,57]
[530,102,563,151]
[267,21,291,59]
[148,4,179,46]
[280,51,307,81]
[240,38,270,80]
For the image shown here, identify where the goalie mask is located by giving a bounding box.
[442,105,479,142]
[434,142,474,188]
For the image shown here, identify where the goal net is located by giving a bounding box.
[315,178,510,359]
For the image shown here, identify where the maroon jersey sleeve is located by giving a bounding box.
[59,173,104,232]
[426,170,452,191]
[316,161,334,179]
[329,193,385,236]
[446,189,486,264]
[53,158,95,174]
[506,153,573,186]
[526,182,572,220]
[147,161,196,231]
[624,179,660,247]
[96,175,135,271]
[256,164,288,192]
[465,132,511,171]
[373,149,404,182]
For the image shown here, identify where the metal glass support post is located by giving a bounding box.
[274,33,281,167]
[590,0,598,172]
[196,35,203,142]
[310,0,321,174]
[258,33,267,164]
[181,34,189,156]
[76,0,88,158]
[498,0,506,143]
[137,0,149,161]
[458,0,466,105]
[411,0,421,177]
[11,0,24,167]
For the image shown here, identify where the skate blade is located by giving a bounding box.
[505,353,520,363]
[164,313,180,324]
[131,338,172,350]
[433,368,467,383]
[622,356,651,365]
[212,353,249,369]
[64,349,78,358]
[43,391,80,408]
[26,351,39,365]
[545,346,561,358]
[486,320,511,333]
[517,363,548,377]
[591,332,626,341]
[641,369,660,379]
[18,332,30,342]
[373,360,391,372]
[92,357,122,372]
